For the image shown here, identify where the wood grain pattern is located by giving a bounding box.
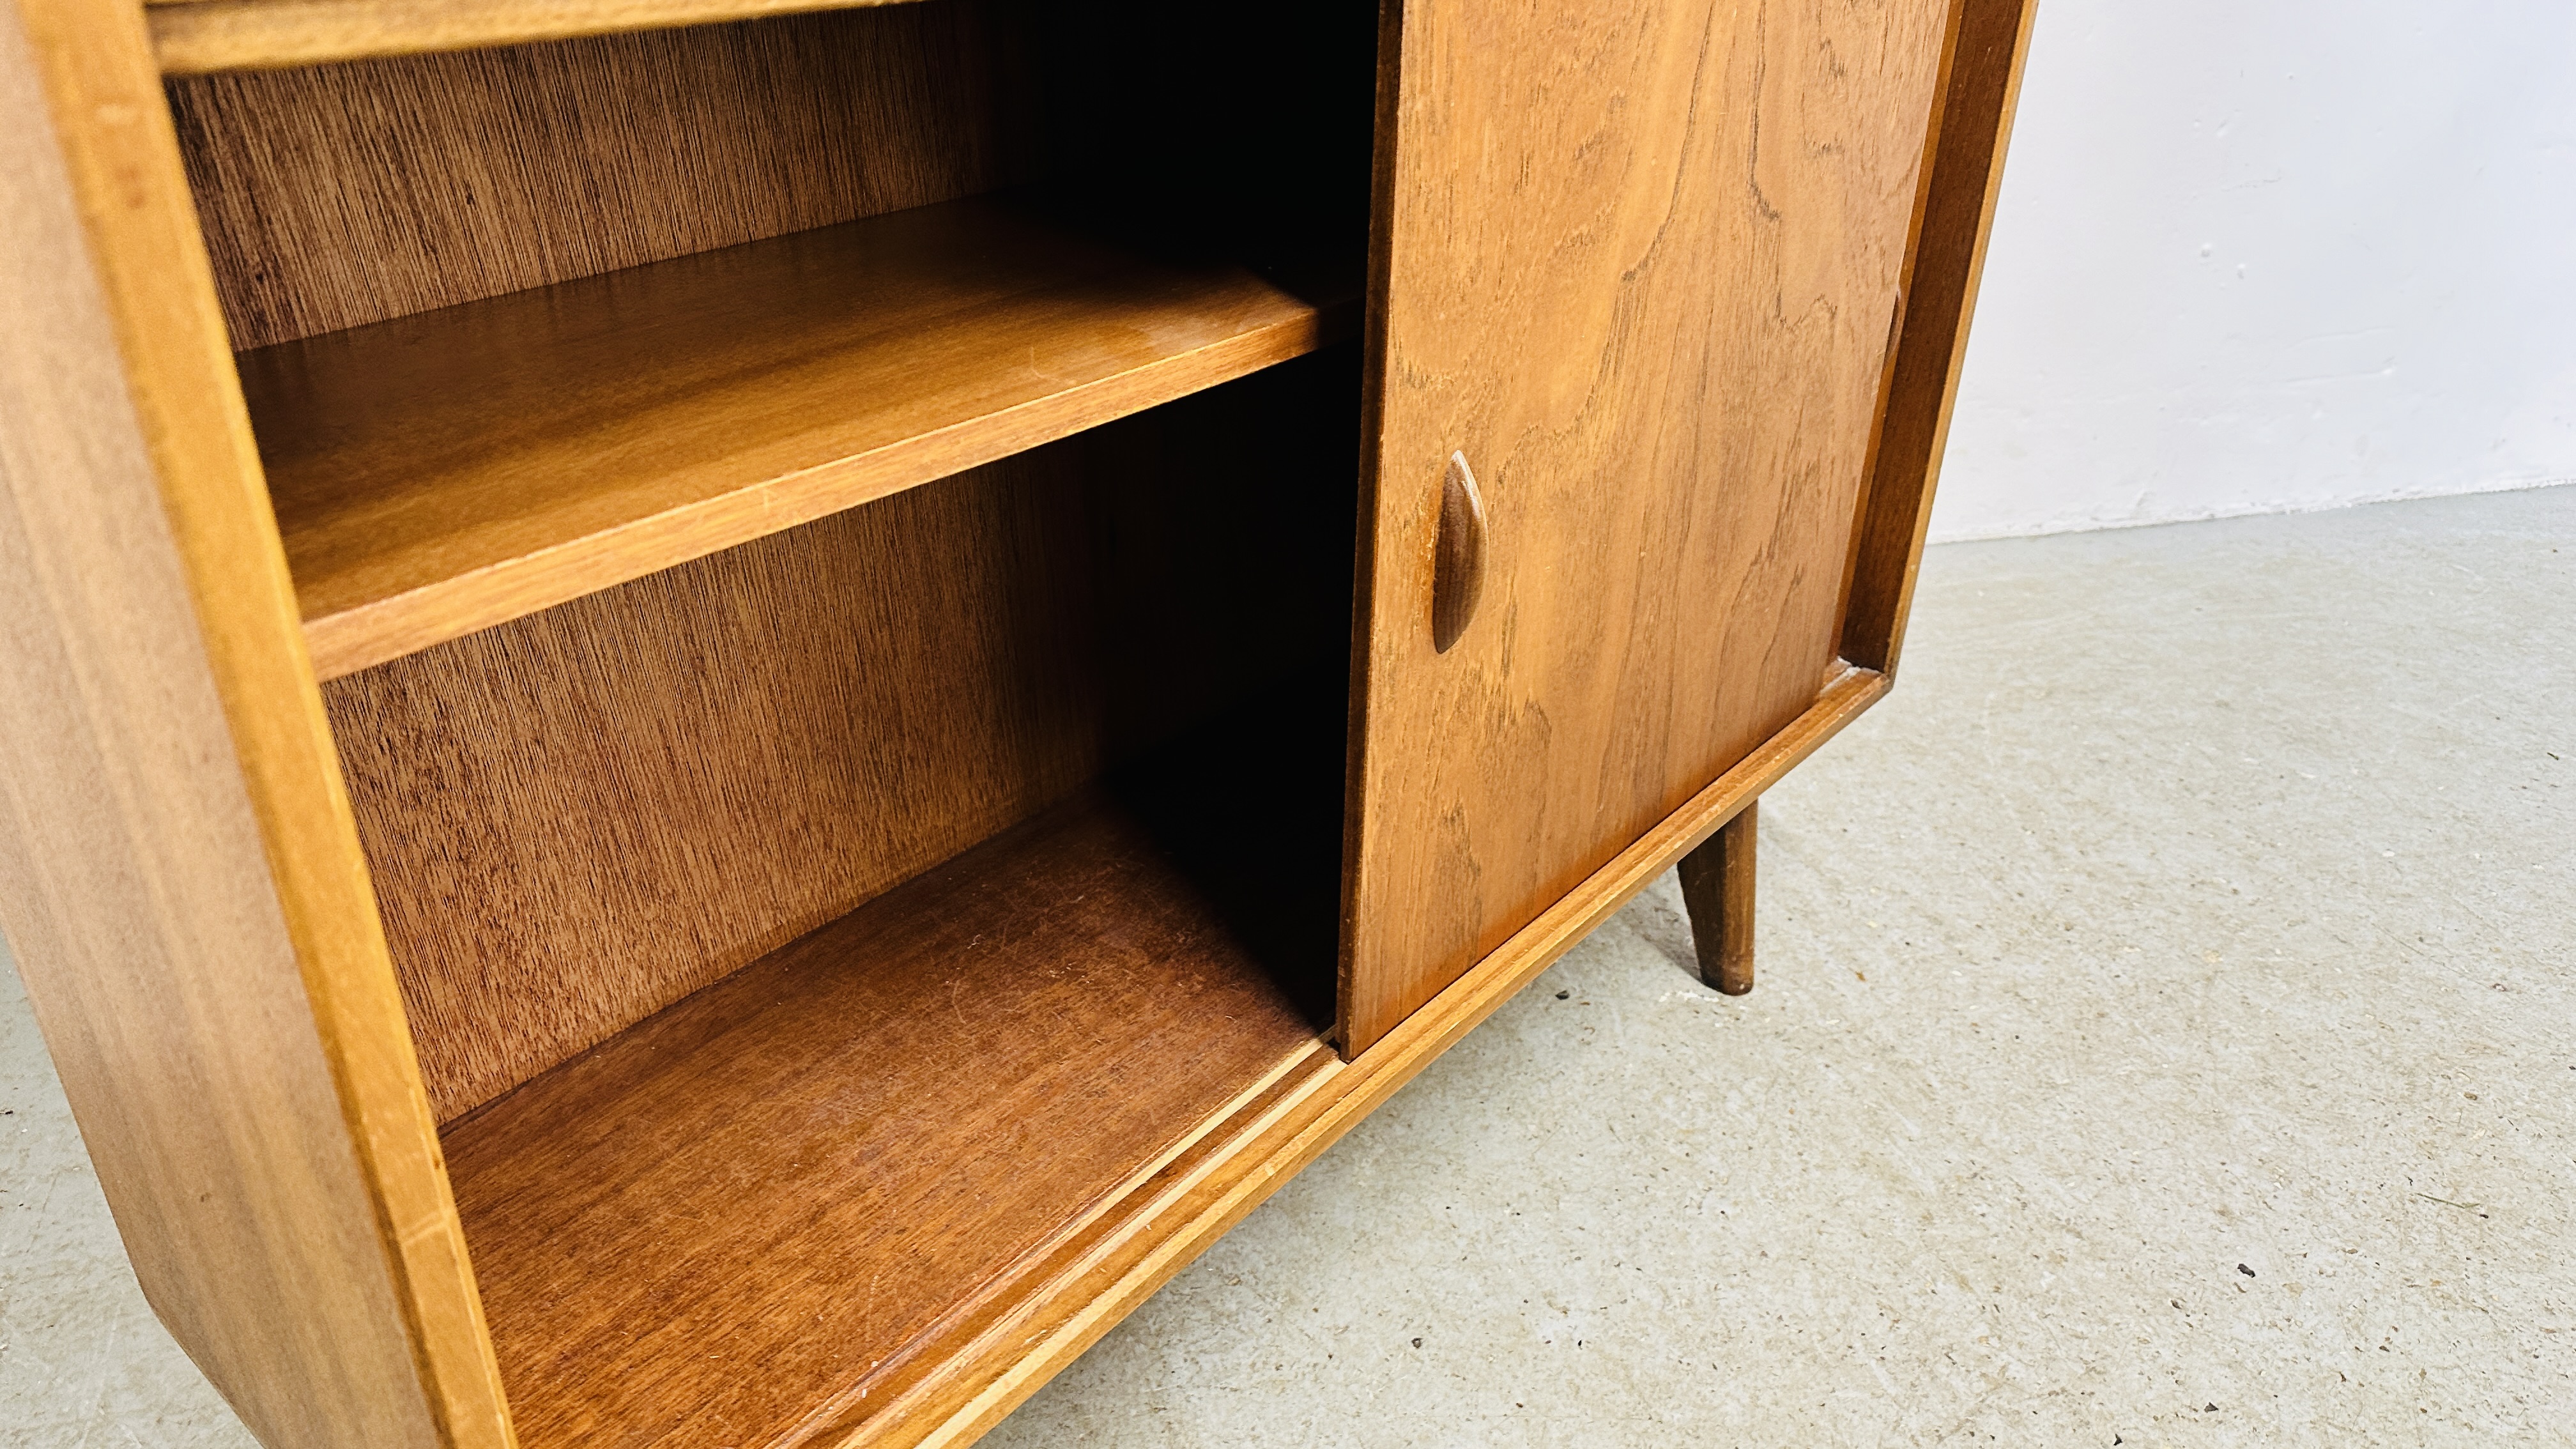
[1841,0,2041,674]
[1343,0,1954,1053]
[827,667,1890,1449]
[0,0,508,1441]
[167,3,1030,349]
[1677,798,1756,995]
[151,0,928,76]
[246,192,1353,680]
[441,781,1330,1449]
[330,353,1360,1121]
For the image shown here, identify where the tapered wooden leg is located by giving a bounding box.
[1677,799,1756,995]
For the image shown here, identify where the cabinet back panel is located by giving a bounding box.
[165,0,1379,353]
[323,355,1356,1122]
[167,1,1033,349]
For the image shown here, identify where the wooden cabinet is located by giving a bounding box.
[0,0,2032,1445]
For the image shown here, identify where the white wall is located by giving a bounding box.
[1930,1,2576,542]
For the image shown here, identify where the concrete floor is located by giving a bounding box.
[4,487,2570,1447]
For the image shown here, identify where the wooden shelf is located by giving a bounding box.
[438,741,1344,1447]
[149,0,922,75]
[239,192,1356,680]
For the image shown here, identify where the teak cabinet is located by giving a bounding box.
[0,0,2032,1443]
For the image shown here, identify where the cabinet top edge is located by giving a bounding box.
[151,0,928,77]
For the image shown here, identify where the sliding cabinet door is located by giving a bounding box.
[1343,0,1960,1052]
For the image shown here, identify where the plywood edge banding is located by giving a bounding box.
[830,666,1890,1449]
[150,0,929,75]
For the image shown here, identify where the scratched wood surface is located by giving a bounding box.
[1341,0,1956,1053]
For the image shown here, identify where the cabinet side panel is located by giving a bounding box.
[0,0,507,1444]
[1840,0,2041,674]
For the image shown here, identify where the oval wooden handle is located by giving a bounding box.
[1431,450,1487,654]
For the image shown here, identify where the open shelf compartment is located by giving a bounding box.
[442,772,1337,1447]
[175,0,1377,678]
[316,345,1367,1441]
[172,5,1383,1442]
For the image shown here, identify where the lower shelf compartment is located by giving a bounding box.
[440,766,1339,1448]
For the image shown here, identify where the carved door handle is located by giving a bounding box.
[1431,450,1487,654]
